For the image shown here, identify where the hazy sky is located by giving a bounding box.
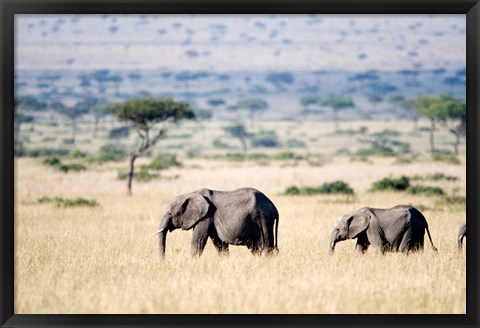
[15,14,465,72]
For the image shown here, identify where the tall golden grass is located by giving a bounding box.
[15,153,466,314]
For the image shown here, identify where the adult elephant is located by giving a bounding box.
[329,204,438,254]
[457,222,466,250]
[154,187,279,258]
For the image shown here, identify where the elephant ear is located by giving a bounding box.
[347,211,370,239]
[180,194,210,230]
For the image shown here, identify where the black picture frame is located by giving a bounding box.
[1,1,479,327]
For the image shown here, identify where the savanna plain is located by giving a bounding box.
[15,119,466,314]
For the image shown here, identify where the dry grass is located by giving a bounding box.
[15,154,466,314]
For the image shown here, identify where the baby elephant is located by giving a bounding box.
[154,187,279,258]
[457,222,466,250]
[329,204,438,254]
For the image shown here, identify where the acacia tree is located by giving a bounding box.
[108,98,194,195]
[432,95,466,155]
[229,98,269,127]
[414,96,438,154]
[319,96,354,130]
[224,124,250,154]
[299,95,321,117]
[14,96,39,146]
[56,99,95,145]
[388,94,417,129]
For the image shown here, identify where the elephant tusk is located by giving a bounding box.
[152,229,164,235]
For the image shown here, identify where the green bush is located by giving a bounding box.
[145,154,181,170]
[67,149,87,159]
[406,185,444,196]
[285,139,306,148]
[38,196,98,207]
[108,126,131,139]
[432,151,460,164]
[42,156,86,172]
[283,181,354,195]
[62,138,74,145]
[371,129,401,138]
[272,151,296,160]
[370,176,410,192]
[117,167,159,182]
[98,144,126,162]
[212,139,232,149]
[250,130,280,148]
[413,172,458,182]
[16,147,70,158]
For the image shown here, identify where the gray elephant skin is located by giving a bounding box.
[329,204,438,254]
[457,222,466,250]
[154,187,279,258]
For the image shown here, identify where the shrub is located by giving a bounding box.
[108,126,131,139]
[98,144,126,162]
[43,156,86,172]
[406,185,444,196]
[212,139,231,149]
[38,196,98,207]
[272,151,296,160]
[371,129,401,138]
[62,138,74,145]
[67,149,87,159]
[17,147,70,158]
[117,167,159,182]
[432,151,460,164]
[285,139,306,148]
[251,130,280,148]
[370,176,410,192]
[145,154,181,170]
[283,181,354,195]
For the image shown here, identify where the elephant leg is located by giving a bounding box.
[399,230,423,253]
[210,236,229,255]
[259,219,274,254]
[355,232,369,254]
[191,220,210,257]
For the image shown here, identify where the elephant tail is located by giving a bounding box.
[426,224,438,252]
[274,215,279,251]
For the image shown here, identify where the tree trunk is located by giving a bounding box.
[72,120,77,144]
[453,131,460,156]
[240,137,247,154]
[127,154,137,196]
[429,118,435,155]
[333,109,339,131]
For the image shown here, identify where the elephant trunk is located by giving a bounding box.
[155,215,171,258]
[329,230,337,254]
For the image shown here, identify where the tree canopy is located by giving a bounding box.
[108,98,194,130]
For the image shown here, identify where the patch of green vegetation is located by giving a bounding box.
[38,196,98,207]
[117,167,159,182]
[432,151,460,164]
[67,149,87,159]
[271,151,297,160]
[108,126,131,139]
[412,172,458,182]
[370,176,410,192]
[62,138,75,145]
[330,128,362,136]
[42,156,86,173]
[283,181,354,195]
[144,154,181,170]
[371,129,401,138]
[406,185,444,196]
[15,147,70,158]
[250,130,280,148]
[285,138,306,148]
[98,144,126,162]
[212,138,232,149]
